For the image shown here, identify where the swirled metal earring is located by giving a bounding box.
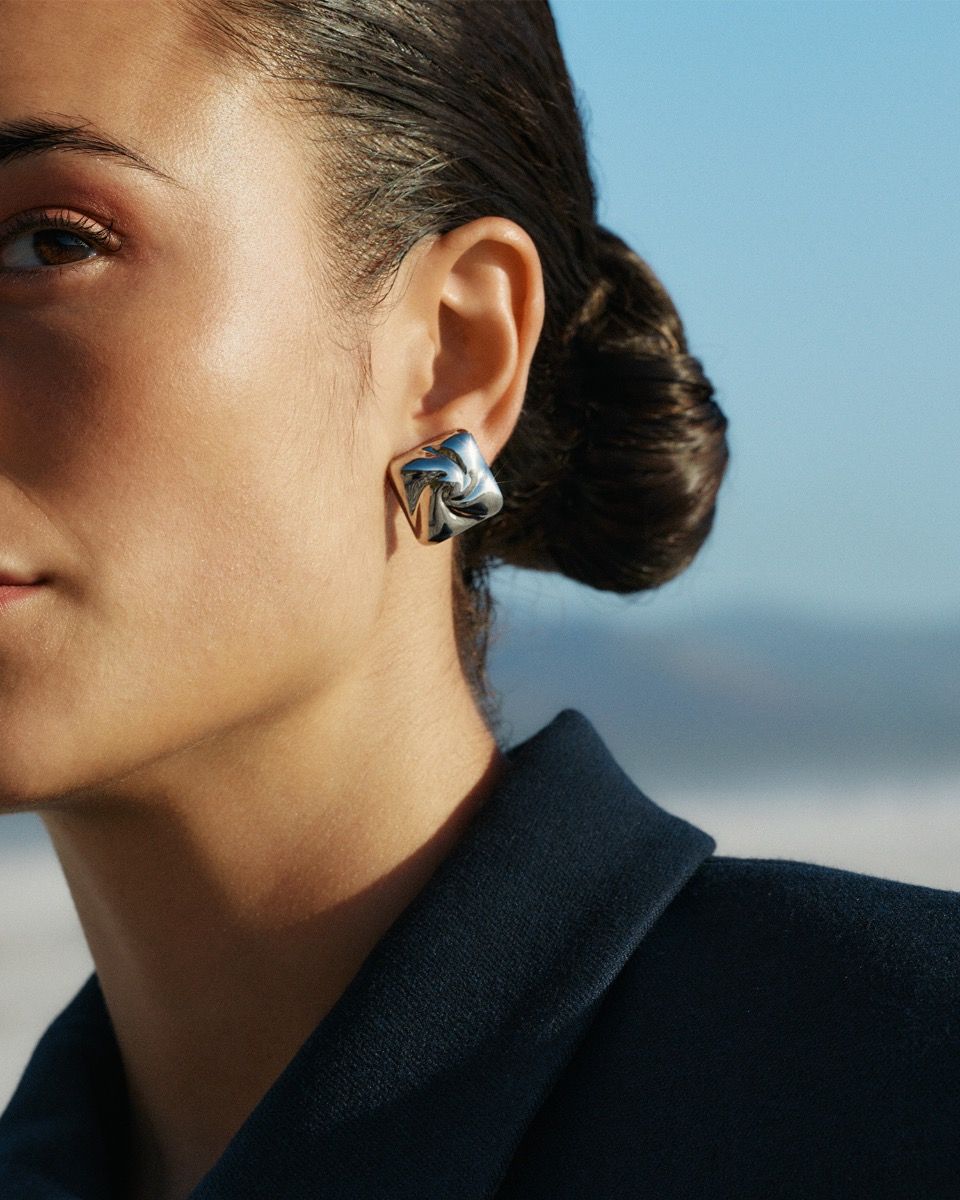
[388,428,504,544]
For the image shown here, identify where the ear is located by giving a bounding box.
[379,216,546,467]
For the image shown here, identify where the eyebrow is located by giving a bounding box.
[0,115,185,189]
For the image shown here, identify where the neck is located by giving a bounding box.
[40,650,504,1200]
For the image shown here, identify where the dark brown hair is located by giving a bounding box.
[182,0,730,728]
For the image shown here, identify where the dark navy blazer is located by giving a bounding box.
[1,708,958,1197]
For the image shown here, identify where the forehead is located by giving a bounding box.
[0,0,287,194]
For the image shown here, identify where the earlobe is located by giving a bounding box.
[387,428,504,544]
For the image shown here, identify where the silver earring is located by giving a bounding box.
[388,428,503,544]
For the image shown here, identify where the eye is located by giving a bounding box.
[0,207,121,278]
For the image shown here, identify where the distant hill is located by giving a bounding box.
[486,601,960,796]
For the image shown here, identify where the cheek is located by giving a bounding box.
[0,285,385,805]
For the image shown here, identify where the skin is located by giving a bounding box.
[0,2,545,1198]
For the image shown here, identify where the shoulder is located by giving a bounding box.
[637,855,960,1074]
[659,853,960,985]
[498,856,960,1199]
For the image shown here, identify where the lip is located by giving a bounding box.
[0,580,47,609]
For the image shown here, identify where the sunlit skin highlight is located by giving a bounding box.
[0,2,545,1198]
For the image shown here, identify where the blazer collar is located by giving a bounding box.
[0,708,716,1198]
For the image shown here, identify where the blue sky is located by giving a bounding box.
[493,0,960,628]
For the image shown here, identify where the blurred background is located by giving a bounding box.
[2,0,958,1109]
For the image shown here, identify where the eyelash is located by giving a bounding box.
[0,207,121,283]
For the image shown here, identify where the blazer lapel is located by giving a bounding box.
[193,708,716,1198]
[0,709,716,1199]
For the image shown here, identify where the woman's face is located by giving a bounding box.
[0,0,400,806]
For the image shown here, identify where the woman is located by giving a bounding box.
[0,1,956,1197]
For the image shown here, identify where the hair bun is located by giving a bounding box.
[572,224,683,356]
[481,224,730,594]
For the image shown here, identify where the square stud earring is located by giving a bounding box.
[387,428,504,544]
